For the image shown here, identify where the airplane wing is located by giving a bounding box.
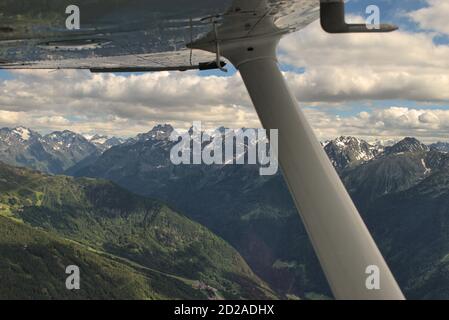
[0,0,319,70]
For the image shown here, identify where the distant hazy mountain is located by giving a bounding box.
[0,161,275,300]
[0,127,100,174]
[0,126,57,173]
[430,141,449,153]
[42,130,99,170]
[340,137,449,211]
[342,149,447,210]
[324,136,382,171]
[135,124,174,142]
[63,134,126,174]
[384,137,430,155]
[88,134,125,152]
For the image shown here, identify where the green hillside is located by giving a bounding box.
[0,162,276,300]
[0,215,207,299]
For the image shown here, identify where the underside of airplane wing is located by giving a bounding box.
[0,0,319,70]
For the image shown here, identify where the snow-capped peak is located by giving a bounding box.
[324,136,381,171]
[385,137,429,155]
[86,134,124,151]
[89,134,108,145]
[12,127,31,141]
[137,124,174,141]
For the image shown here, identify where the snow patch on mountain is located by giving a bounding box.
[137,124,174,142]
[421,158,432,175]
[12,127,31,141]
[324,136,382,171]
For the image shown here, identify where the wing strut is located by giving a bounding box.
[217,35,404,300]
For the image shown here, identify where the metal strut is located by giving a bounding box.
[187,0,403,299]
[219,36,404,300]
[213,21,228,72]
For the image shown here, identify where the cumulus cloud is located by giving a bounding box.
[0,70,258,136]
[408,0,449,35]
[0,110,23,125]
[279,18,449,103]
[306,107,449,143]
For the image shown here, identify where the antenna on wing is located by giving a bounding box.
[198,14,228,73]
[320,0,398,33]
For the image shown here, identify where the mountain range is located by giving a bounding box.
[71,126,449,299]
[0,127,123,175]
[3,124,449,299]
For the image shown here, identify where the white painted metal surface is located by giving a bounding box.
[232,44,404,299]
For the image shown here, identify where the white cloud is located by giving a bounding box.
[279,18,449,102]
[0,110,23,125]
[0,70,258,136]
[306,106,449,143]
[408,0,449,35]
